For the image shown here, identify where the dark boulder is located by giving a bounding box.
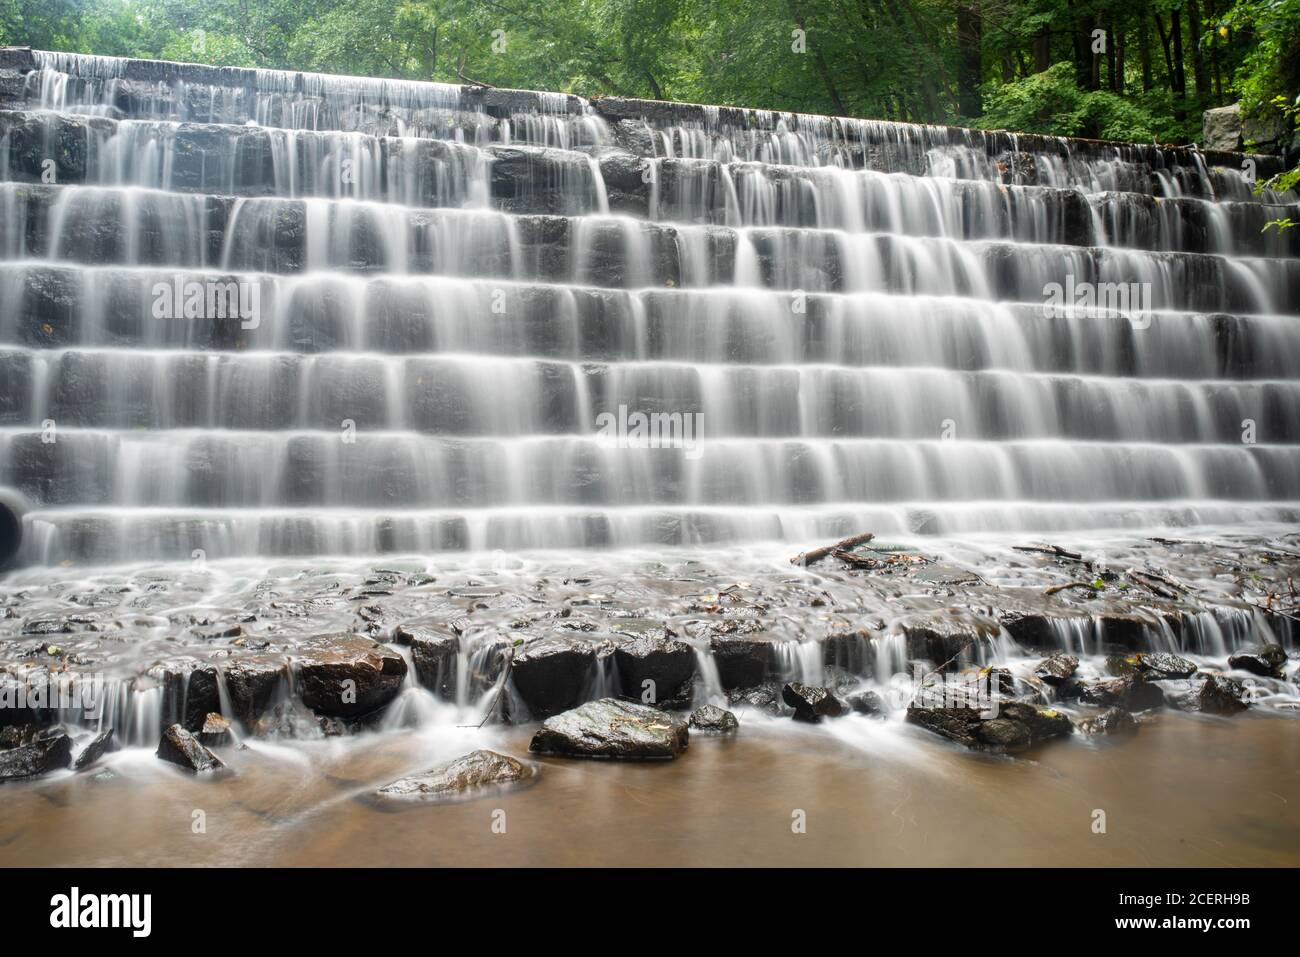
[782,682,846,722]
[529,698,689,759]
[223,656,286,729]
[846,690,886,716]
[906,700,1071,753]
[1078,707,1139,736]
[376,749,534,799]
[1080,676,1165,712]
[1137,652,1198,680]
[72,729,115,770]
[612,633,696,707]
[688,704,738,733]
[1034,652,1079,686]
[293,634,407,718]
[1227,644,1286,678]
[726,680,792,715]
[1105,654,1142,677]
[157,724,224,772]
[393,621,460,699]
[182,665,222,732]
[0,728,72,779]
[509,635,597,719]
[708,636,772,689]
[1198,674,1249,715]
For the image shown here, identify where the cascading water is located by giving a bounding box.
[0,50,1298,858]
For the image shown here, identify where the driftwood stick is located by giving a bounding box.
[790,531,874,567]
[1044,581,1097,596]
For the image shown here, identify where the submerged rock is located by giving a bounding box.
[846,690,886,716]
[1227,644,1286,678]
[510,635,597,719]
[294,633,407,718]
[1034,652,1079,686]
[688,704,738,733]
[529,698,689,759]
[1198,674,1249,715]
[782,682,846,722]
[156,724,224,772]
[197,712,231,747]
[0,729,72,780]
[726,680,792,715]
[1078,707,1138,736]
[1079,676,1165,712]
[906,700,1071,753]
[72,728,116,770]
[393,621,460,699]
[376,749,533,799]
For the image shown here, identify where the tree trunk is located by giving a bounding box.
[1139,16,1153,92]
[785,0,848,115]
[956,2,982,117]
[1187,0,1209,100]
[1033,26,1051,73]
[1171,7,1187,120]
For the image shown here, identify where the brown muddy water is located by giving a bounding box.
[3,709,1297,867]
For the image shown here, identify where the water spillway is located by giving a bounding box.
[0,48,1298,563]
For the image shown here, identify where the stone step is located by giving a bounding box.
[16,500,1300,563]
[2,348,1298,442]
[1,183,1295,312]
[3,264,1296,378]
[3,429,1299,509]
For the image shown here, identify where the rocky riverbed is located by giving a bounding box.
[1,531,1298,863]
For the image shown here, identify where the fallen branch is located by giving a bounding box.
[1044,581,1097,596]
[790,531,874,567]
[1013,543,1083,562]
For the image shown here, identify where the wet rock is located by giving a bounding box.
[182,665,222,732]
[529,697,688,759]
[72,729,115,770]
[197,713,231,747]
[1105,653,1143,677]
[906,700,1070,753]
[846,690,886,716]
[253,699,344,739]
[294,633,407,718]
[1227,644,1286,678]
[1137,652,1198,679]
[782,682,846,722]
[726,680,792,715]
[1034,652,1079,686]
[156,723,224,772]
[708,636,772,689]
[0,723,41,748]
[376,749,533,799]
[223,656,286,729]
[509,635,597,719]
[393,621,459,699]
[688,704,738,733]
[612,633,696,707]
[0,729,72,779]
[1079,676,1165,712]
[1078,707,1138,736]
[1198,674,1248,715]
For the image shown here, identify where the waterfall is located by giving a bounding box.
[0,49,1296,564]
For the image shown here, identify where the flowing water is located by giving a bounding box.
[0,50,1298,866]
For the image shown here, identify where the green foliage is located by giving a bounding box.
[1,0,1297,148]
